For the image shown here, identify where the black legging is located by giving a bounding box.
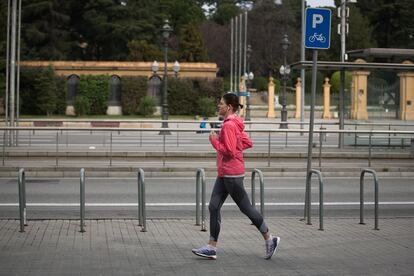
[208,177,268,242]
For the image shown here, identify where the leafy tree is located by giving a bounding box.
[68,0,134,60]
[200,21,230,76]
[179,24,208,62]
[354,0,414,49]
[211,2,241,25]
[21,0,72,60]
[248,0,300,76]
[128,40,163,61]
[318,6,376,61]
[330,71,352,95]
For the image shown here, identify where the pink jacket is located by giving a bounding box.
[209,114,252,177]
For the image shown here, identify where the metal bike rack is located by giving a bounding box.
[138,168,147,232]
[360,169,379,230]
[80,168,86,233]
[251,169,265,217]
[304,169,324,231]
[18,168,27,232]
[195,168,206,231]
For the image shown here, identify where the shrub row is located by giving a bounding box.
[17,68,224,117]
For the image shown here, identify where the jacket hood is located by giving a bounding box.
[224,114,245,131]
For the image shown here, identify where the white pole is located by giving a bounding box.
[230,18,234,92]
[243,11,247,76]
[301,1,306,130]
[9,0,18,145]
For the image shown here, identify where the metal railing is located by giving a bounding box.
[251,169,265,217]
[138,168,147,232]
[304,169,324,231]
[360,169,379,230]
[1,127,413,168]
[195,168,206,232]
[80,168,85,233]
[18,168,26,232]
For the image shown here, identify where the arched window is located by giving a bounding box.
[67,75,79,104]
[108,75,121,105]
[148,75,162,105]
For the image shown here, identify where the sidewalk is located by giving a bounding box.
[1,218,413,275]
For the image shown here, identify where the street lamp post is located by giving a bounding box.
[245,45,253,121]
[161,20,172,130]
[245,72,254,121]
[279,34,291,129]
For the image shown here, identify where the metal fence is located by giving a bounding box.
[1,126,413,169]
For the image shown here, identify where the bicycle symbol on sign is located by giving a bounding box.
[308,33,326,43]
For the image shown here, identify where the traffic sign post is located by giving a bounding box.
[303,8,331,225]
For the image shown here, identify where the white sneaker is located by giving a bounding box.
[265,236,280,260]
[192,245,217,260]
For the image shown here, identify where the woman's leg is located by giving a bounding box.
[224,177,269,237]
[208,177,229,246]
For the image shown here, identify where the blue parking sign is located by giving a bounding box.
[305,8,331,49]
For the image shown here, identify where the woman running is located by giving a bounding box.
[192,93,280,260]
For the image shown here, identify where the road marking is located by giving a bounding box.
[0,202,413,207]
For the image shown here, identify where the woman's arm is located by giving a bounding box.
[209,124,238,158]
[241,131,253,150]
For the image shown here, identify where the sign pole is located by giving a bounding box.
[305,49,318,225]
[303,7,331,225]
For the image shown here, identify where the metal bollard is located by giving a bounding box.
[195,168,206,231]
[80,168,85,233]
[138,168,147,232]
[360,169,379,230]
[251,169,265,217]
[411,138,414,157]
[18,168,27,232]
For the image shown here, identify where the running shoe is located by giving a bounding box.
[265,236,280,260]
[192,245,217,260]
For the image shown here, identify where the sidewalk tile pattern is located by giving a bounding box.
[0,218,413,275]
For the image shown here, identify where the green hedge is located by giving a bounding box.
[120,76,148,115]
[20,67,66,115]
[168,77,223,116]
[77,75,110,115]
[17,72,223,116]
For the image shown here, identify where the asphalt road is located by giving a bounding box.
[0,176,413,219]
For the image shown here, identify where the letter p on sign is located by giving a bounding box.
[312,14,323,28]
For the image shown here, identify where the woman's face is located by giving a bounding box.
[218,98,231,117]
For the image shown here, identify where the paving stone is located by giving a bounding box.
[0,218,413,275]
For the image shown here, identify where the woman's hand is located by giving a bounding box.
[209,129,217,141]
